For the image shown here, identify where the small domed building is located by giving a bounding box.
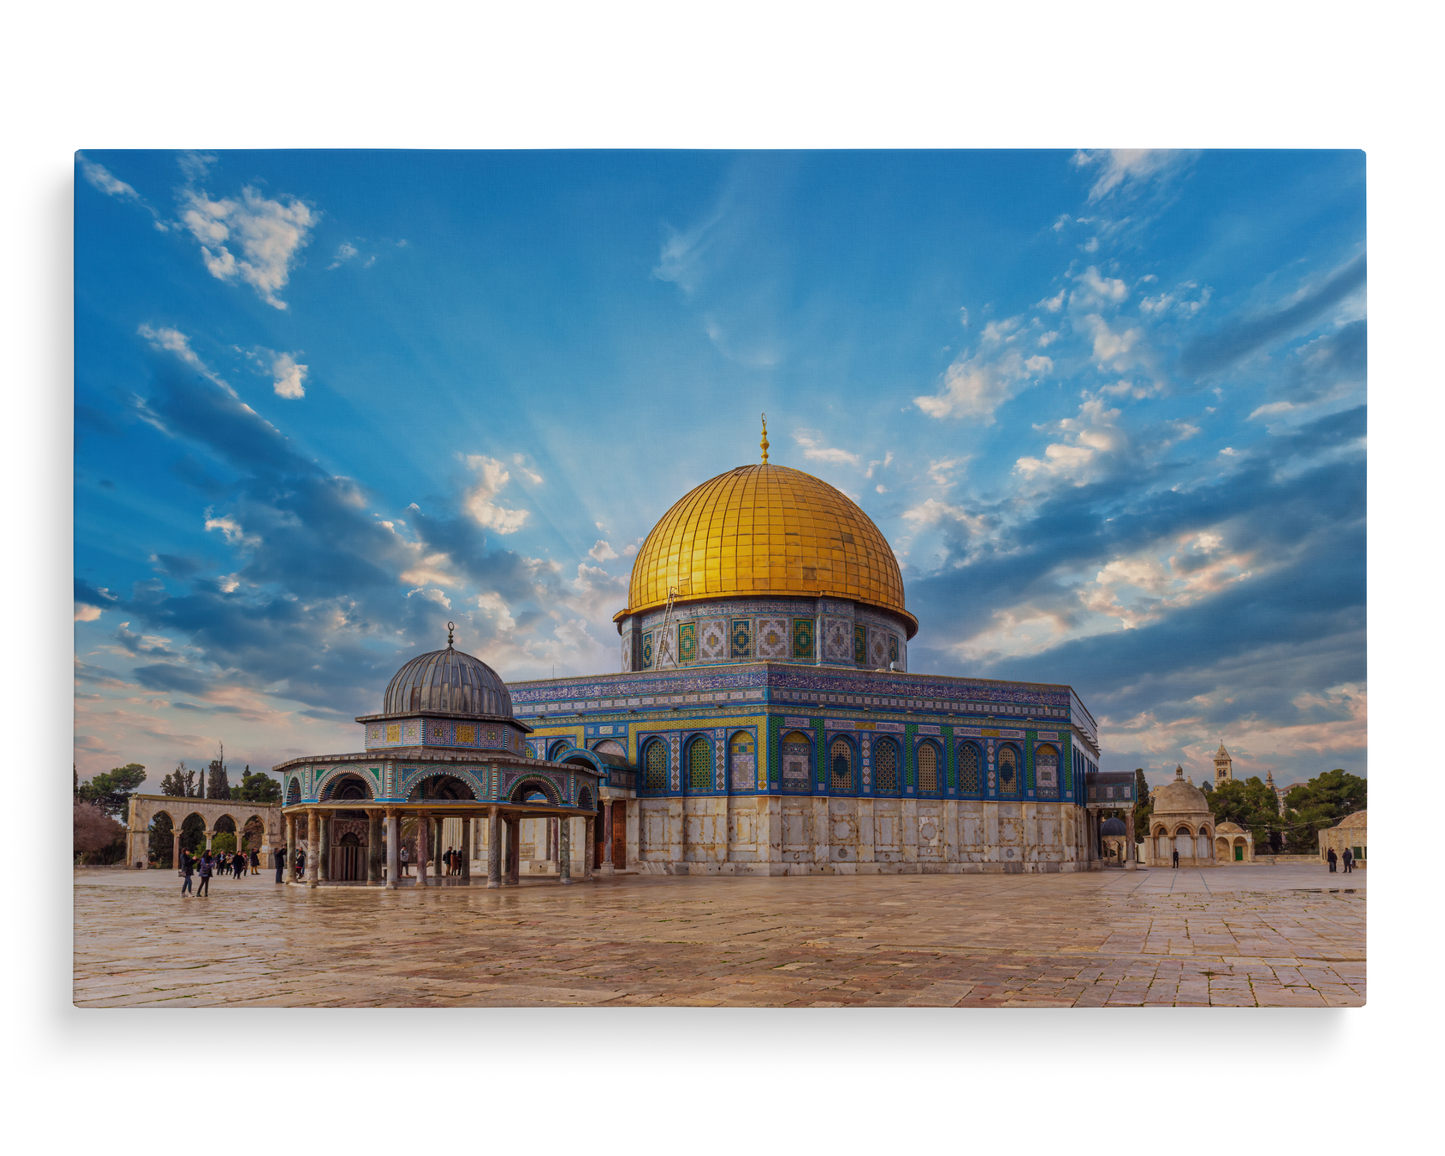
[1146,767,1217,867]
[274,626,602,887]
[1214,821,1254,863]
[1319,810,1367,868]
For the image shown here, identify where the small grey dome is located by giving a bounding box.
[383,644,512,718]
[1100,817,1128,836]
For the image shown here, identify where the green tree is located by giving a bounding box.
[1200,778,1213,796]
[234,767,282,803]
[1210,776,1281,849]
[76,763,147,819]
[159,761,197,797]
[148,811,175,867]
[206,753,230,800]
[1281,769,1366,853]
[1131,768,1152,841]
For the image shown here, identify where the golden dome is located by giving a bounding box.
[619,463,916,636]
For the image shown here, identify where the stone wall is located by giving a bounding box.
[634,796,1090,874]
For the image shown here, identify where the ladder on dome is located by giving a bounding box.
[652,586,679,669]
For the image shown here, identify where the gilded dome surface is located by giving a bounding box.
[383,645,513,718]
[622,463,915,635]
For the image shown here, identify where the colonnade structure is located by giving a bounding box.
[125,795,282,870]
[273,624,603,888]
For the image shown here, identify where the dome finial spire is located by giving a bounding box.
[760,413,769,464]
[446,620,455,648]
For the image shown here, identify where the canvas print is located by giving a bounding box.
[74,150,1365,1007]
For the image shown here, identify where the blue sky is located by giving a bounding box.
[74,149,1365,792]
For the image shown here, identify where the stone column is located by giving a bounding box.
[583,816,595,879]
[559,814,572,884]
[601,802,614,874]
[432,818,443,875]
[171,829,181,872]
[1125,810,1137,871]
[286,815,296,884]
[318,813,331,882]
[204,828,215,852]
[367,810,383,884]
[461,818,472,882]
[417,810,430,888]
[487,808,502,888]
[385,810,400,888]
[505,816,520,885]
[306,810,320,888]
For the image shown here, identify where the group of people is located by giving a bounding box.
[442,846,467,876]
[178,846,260,896]
[1327,847,1356,873]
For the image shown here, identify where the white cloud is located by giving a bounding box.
[327,242,358,270]
[461,455,529,534]
[1071,266,1129,309]
[75,603,103,622]
[1072,149,1191,202]
[958,306,969,328]
[865,451,894,479]
[405,586,452,610]
[511,454,543,485]
[901,498,988,537]
[137,324,238,397]
[653,204,726,295]
[875,484,888,493]
[203,511,261,549]
[271,352,307,399]
[588,539,618,562]
[793,429,861,466]
[178,184,317,309]
[79,155,142,204]
[926,456,968,487]
[914,315,1052,423]
[1015,398,1128,485]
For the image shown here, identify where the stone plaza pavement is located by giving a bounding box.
[73,864,1364,1008]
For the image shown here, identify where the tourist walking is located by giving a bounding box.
[196,852,213,897]
[1327,848,1338,872]
[1342,847,1354,873]
[250,848,260,875]
[1172,848,1179,869]
[400,844,410,876]
[295,847,306,880]
[273,845,285,883]
[181,852,194,896]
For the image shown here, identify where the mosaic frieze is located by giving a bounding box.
[756,617,789,659]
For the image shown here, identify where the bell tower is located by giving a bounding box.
[1213,743,1234,786]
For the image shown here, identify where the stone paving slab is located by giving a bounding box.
[73,865,1364,1008]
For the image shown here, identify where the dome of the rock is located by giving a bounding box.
[620,462,916,636]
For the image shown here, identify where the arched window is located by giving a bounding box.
[285,778,301,806]
[643,739,668,791]
[958,743,981,793]
[547,740,571,760]
[998,745,1019,794]
[917,741,940,793]
[728,731,755,791]
[1034,744,1059,795]
[687,736,713,792]
[781,730,811,790]
[578,787,594,811]
[593,739,625,757]
[873,737,899,792]
[829,737,853,793]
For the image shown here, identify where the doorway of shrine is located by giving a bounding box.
[612,803,626,868]
[335,832,363,880]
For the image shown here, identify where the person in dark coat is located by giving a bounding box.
[1171,847,1179,868]
[1342,847,1354,873]
[181,852,194,896]
[295,847,306,879]
[250,848,261,875]
[273,846,286,883]
[196,852,213,896]
[1327,847,1338,872]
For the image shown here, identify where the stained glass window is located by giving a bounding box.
[830,737,852,792]
[959,743,980,793]
[917,742,938,792]
[644,740,667,791]
[874,738,898,791]
[689,737,713,791]
[782,730,811,785]
[999,745,1018,793]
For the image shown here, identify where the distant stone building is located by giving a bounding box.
[1214,821,1254,863]
[1213,743,1234,786]
[1319,811,1367,867]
